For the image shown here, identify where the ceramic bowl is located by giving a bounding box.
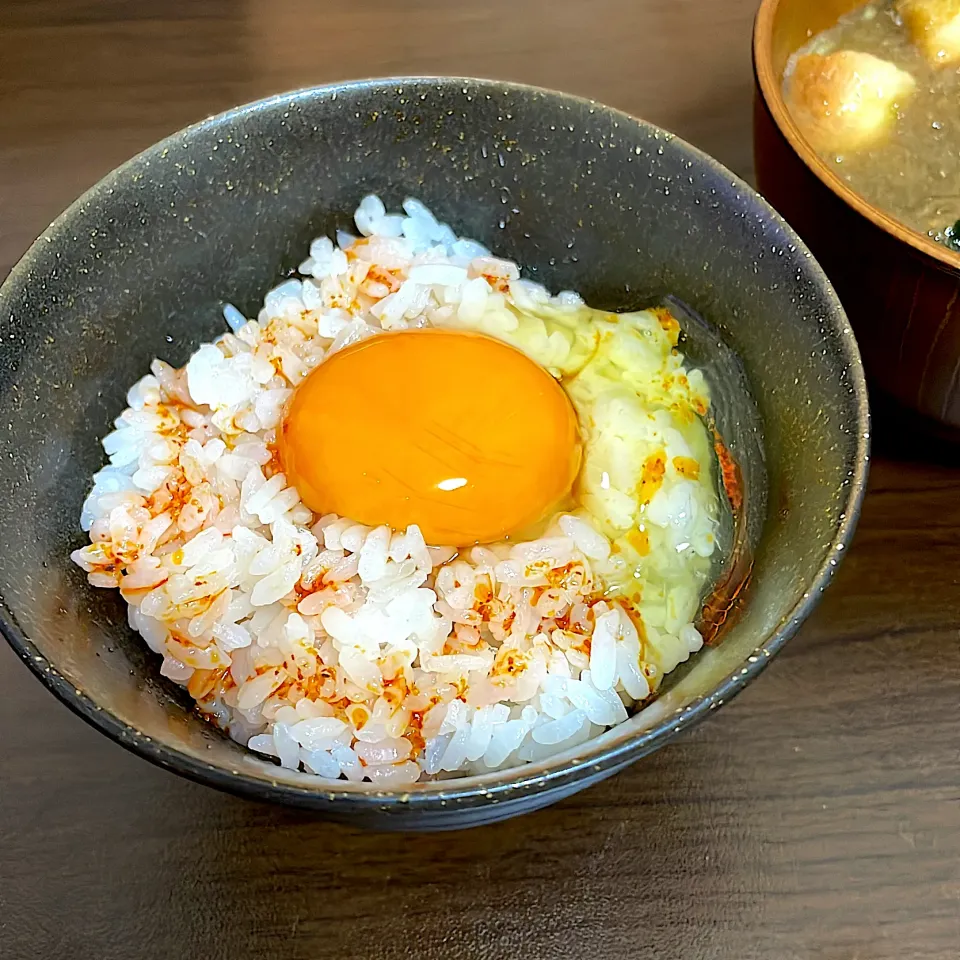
[0,78,868,829]
[754,0,960,432]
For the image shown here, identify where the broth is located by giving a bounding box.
[785,0,960,249]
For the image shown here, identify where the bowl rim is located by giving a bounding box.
[753,0,960,274]
[0,76,871,813]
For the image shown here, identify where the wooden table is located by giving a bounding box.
[2,2,958,957]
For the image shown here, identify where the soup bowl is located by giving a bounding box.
[0,78,868,829]
[754,0,960,434]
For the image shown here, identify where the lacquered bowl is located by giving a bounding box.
[754,0,960,432]
[0,78,868,829]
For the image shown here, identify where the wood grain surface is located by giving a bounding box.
[1,2,958,958]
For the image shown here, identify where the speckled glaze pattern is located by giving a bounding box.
[0,78,869,830]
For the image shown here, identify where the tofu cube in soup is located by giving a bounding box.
[897,0,960,66]
[786,50,916,154]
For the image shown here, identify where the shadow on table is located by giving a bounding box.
[869,389,960,465]
[175,756,764,960]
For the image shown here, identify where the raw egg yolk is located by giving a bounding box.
[279,329,581,546]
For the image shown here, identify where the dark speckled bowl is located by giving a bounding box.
[0,78,868,829]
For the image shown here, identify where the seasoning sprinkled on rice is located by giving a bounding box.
[73,196,720,784]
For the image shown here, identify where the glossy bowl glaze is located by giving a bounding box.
[754,0,960,432]
[0,78,868,829]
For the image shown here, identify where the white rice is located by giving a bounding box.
[72,195,716,786]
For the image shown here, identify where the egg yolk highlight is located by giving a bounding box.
[279,329,581,546]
